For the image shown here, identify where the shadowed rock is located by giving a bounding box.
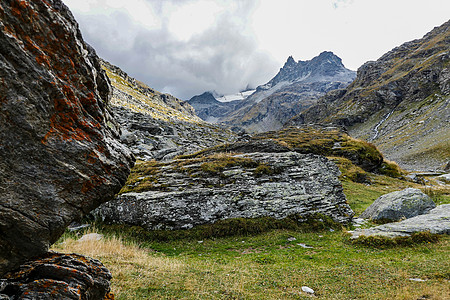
[0,0,134,275]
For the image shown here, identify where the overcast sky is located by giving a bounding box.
[64,0,449,100]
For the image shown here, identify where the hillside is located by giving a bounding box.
[220,51,356,133]
[101,61,238,161]
[291,20,450,171]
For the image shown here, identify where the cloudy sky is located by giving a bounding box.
[64,0,449,100]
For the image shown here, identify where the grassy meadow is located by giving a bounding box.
[53,173,450,299]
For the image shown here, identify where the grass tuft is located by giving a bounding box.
[349,231,441,249]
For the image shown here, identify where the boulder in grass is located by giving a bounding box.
[359,188,435,222]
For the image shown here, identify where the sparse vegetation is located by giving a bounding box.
[254,126,404,177]
[349,231,441,248]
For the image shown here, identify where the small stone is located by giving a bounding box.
[78,233,103,242]
[302,286,315,294]
[198,240,204,244]
[409,278,427,282]
[287,237,297,242]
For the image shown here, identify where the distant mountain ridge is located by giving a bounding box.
[190,51,356,133]
[187,92,239,123]
[290,20,450,170]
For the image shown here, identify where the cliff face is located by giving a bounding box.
[0,0,134,275]
[220,52,356,133]
[102,61,238,161]
[292,21,450,170]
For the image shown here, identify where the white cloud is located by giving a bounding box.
[64,0,450,99]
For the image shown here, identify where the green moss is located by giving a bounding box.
[378,160,404,177]
[349,232,441,249]
[253,164,279,176]
[200,155,258,174]
[255,127,398,176]
[119,160,161,194]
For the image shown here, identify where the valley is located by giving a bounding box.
[0,1,448,299]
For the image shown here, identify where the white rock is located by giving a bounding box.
[302,286,314,294]
[78,233,103,242]
[409,278,427,282]
[287,237,297,242]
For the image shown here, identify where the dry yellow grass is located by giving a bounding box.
[52,229,184,298]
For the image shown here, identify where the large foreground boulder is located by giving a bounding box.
[359,188,436,221]
[0,0,134,275]
[0,252,113,299]
[95,149,354,230]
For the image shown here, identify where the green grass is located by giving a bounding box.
[53,227,450,300]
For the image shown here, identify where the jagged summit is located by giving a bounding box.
[217,51,356,133]
[268,51,353,88]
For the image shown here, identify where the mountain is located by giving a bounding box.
[101,61,238,161]
[219,51,356,133]
[290,20,450,171]
[187,91,238,123]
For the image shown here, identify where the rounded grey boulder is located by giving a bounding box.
[359,188,436,221]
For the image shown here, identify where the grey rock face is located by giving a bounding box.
[0,0,133,275]
[359,188,436,221]
[113,106,238,161]
[351,204,450,238]
[94,151,354,230]
[0,252,112,299]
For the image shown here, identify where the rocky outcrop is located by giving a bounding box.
[0,0,134,275]
[101,61,238,161]
[359,188,436,221]
[94,141,354,230]
[292,21,450,171]
[113,106,237,161]
[220,52,356,133]
[0,252,113,299]
[351,204,450,238]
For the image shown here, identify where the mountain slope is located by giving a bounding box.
[291,20,450,170]
[101,61,237,160]
[187,92,239,123]
[220,51,356,133]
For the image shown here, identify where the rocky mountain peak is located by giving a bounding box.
[283,55,297,68]
[269,51,354,87]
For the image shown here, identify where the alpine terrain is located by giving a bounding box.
[291,20,450,171]
[193,51,356,133]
